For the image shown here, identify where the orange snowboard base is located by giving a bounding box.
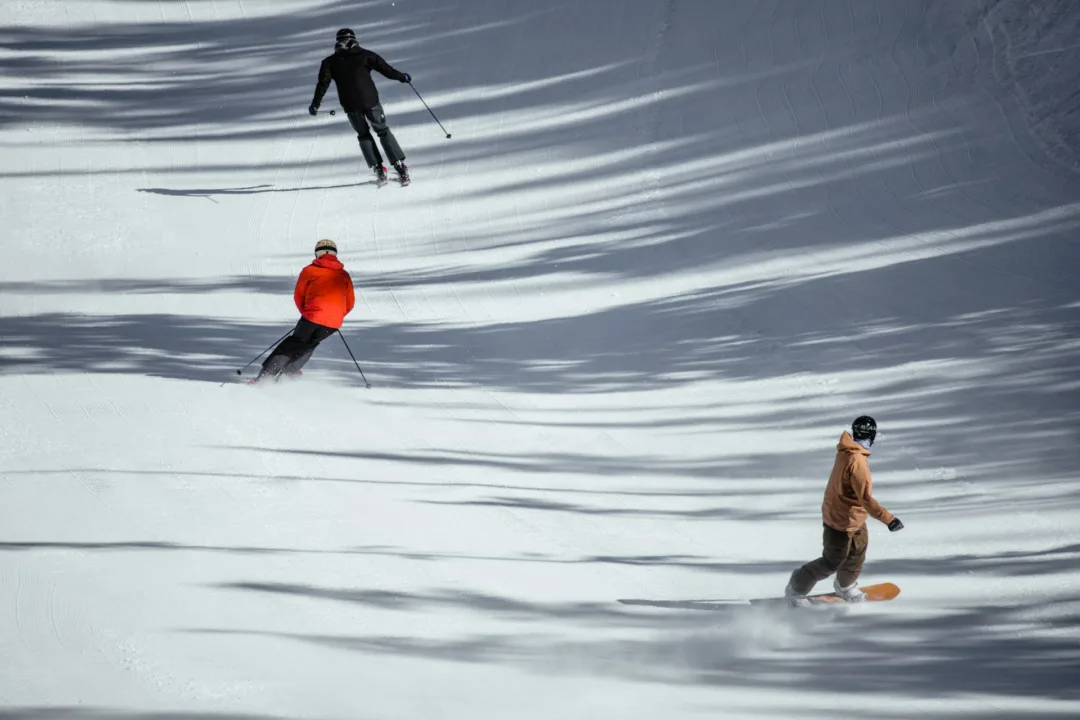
[752,582,900,606]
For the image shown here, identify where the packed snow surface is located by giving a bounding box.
[2,1,1079,718]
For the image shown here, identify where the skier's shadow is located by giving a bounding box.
[137,182,372,202]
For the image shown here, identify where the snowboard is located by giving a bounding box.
[750,582,900,607]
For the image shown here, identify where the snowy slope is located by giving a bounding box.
[2,0,1079,718]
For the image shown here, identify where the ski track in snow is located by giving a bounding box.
[2,0,1080,718]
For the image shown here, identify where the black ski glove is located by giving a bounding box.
[888,517,904,532]
[308,103,319,116]
[400,72,411,83]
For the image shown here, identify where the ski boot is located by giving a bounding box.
[784,581,811,608]
[393,161,410,186]
[833,578,867,603]
[373,164,388,186]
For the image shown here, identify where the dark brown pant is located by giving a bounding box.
[788,523,868,594]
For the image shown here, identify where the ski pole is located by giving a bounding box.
[234,330,291,376]
[338,330,372,388]
[409,82,451,139]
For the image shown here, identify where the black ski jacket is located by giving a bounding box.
[312,46,406,112]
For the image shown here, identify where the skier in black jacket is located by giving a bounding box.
[309,28,412,185]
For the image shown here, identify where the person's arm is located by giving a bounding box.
[344,274,355,315]
[368,51,408,82]
[294,269,311,313]
[851,461,894,526]
[311,58,333,108]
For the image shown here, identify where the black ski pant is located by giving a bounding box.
[788,523,868,594]
[258,318,336,380]
[348,103,405,168]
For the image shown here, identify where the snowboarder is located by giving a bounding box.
[251,239,355,384]
[784,416,904,605]
[309,27,412,185]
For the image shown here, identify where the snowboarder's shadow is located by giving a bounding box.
[617,598,745,612]
[617,596,847,651]
[617,597,853,616]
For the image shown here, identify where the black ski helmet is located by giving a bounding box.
[336,28,356,42]
[851,415,877,444]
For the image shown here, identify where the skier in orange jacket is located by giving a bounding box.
[252,239,355,383]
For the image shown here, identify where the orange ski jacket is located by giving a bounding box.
[821,431,895,532]
[294,254,355,329]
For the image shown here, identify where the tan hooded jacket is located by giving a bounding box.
[822,431,895,532]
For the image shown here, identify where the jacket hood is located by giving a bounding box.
[837,430,871,457]
[312,254,344,270]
